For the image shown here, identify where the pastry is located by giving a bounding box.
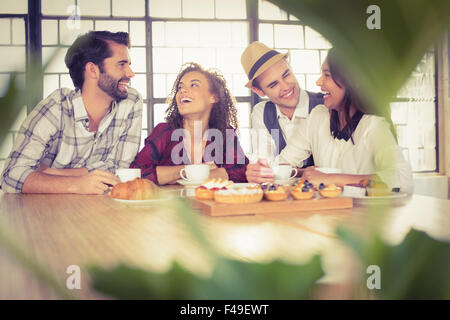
[110,178,160,200]
[318,183,342,198]
[195,178,234,200]
[366,179,390,196]
[214,185,263,204]
[291,179,314,200]
[261,183,289,201]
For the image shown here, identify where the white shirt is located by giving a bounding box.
[249,88,309,163]
[277,105,413,193]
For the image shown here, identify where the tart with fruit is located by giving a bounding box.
[261,183,289,201]
[195,178,234,200]
[214,185,263,204]
[317,183,342,198]
[291,179,315,200]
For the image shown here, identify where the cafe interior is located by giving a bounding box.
[0,0,449,300]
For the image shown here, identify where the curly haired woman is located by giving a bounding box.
[130,63,249,185]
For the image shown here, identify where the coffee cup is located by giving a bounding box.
[116,168,141,182]
[179,164,210,182]
[272,164,297,181]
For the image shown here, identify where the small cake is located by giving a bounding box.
[110,178,160,200]
[318,183,342,198]
[366,179,390,196]
[291,179,314,200]
[261,183,289,201]
[214,186,263,204]
[195,178,234,200]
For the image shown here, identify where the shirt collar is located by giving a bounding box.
[275,87,308,119]
[72,89,117,123]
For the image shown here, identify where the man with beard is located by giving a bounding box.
[1,31,142,194]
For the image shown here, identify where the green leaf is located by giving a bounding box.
[269,0,450,115]
[88,255,324,300]
[337,227,450,299]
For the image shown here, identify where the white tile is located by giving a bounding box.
[42,20,59,45]
[77,0,111,16]
[305,26,331,49]
[0,0,27,14]
[182,0,214,19]
[130,21,146,46]
[0,19,11,44]
[95,20,129,33]
[149,0,181,18]
[215,0,246,19]
[274,24,303,49]
[113,0,145,17]
[42,0,75,16]
[290,50,320,74]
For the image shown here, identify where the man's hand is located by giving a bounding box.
[69,169,120,194]
[245,159,274,183]
[302,167,333,187]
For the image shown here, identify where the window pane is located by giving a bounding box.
[0,20,11,44]
[165,22,200,47]
[305,26,332,49]
[305,74,321,92]
[152,22,165,46]
[43,47,68,73]
[95,20,129,33]
[77,0,111,16]
[42,0,75,16]
[258,24,273,48]
[258,0,287,20]
[199,22,232,47]
[43,74,59,97]
[59,20,94,46]
[149,0,181,18]
[0,74,11,97]
[60,74,74,89]
[274,24,303,49]
[141,103,148,131]
[236,102,250,128]
[132,73,147,99]
[232,73,250,97]
[12,19,25,45]
[182,48,216,69]
[152,48,182,73]
[215,0,246,19]
[0,47,26,72]
[0,0,27,14]
[153,74,167,98]
[290,50,320,74]
[42,20,59,45]
[153,103,168,126]
[294,74,306,89]
[231,22,248,47]
[130,21,146,46]
[182,0,214,19]
[129,48,147,73]
[216,47,248,73]
[112,0,145,17]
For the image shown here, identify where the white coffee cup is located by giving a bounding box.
[179,164,210,182]
[116,168,141,182]
[272,164,298,181]
[315,167,342,174]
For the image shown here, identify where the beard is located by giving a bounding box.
[98,71,129,101]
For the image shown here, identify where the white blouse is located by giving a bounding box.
[277,105,413,193]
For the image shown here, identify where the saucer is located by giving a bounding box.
[274,178,297,185]
[176,179,205,187]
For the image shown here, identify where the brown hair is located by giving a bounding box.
[165,62,238,137]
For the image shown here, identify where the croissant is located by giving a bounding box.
[110,178,160,200]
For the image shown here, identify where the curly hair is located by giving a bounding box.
[165,63,238,137]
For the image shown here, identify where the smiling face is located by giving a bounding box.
[251,58,300,109]
[175,71,217,118]
[316,59,346,110]
[98,41,135,101]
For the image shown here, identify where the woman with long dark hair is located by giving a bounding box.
[278,48,413,192]
[130,62,248,185]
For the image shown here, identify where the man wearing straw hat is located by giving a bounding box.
[241,41,323,183]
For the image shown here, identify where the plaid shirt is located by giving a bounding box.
[130,122,249,183]
[1,87,142,193]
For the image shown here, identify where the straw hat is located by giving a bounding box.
[241,41,289,88]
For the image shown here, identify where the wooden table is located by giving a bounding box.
[1,186,449,299]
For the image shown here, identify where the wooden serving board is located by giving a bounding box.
[189,196,353,217]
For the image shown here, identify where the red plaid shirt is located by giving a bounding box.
[130,123,248,183]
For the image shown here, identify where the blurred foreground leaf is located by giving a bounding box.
[270,0,450,116]
[337,227,450,299]
[89,255,324,299]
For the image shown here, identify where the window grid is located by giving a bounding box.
[0,0,440,174]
